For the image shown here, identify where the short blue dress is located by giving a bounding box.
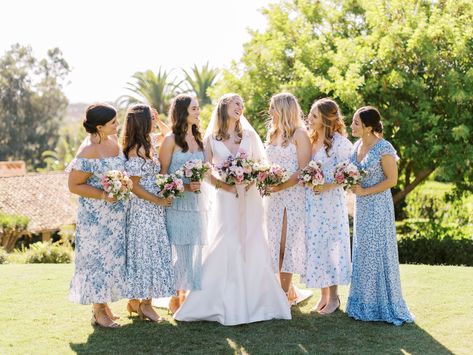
[66,154,127,304]
[346,139,414,325]
[165,150,206,291]
[125,156,175,299]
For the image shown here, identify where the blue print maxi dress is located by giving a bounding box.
[165,150,206,291]
[346,139,414,325]
[125,156,175,299]
[302,133,352,288]
[66,155,127,304]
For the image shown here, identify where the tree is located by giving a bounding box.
[38,123,86,172]
[215,0,473,205]
[183,63,220,106]
[0,44,70,169]
[118,67,182,114]
[0,213,29,252]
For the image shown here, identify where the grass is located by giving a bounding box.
[0,264,472,355]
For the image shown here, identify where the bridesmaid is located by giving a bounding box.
[122,103,175,322]
[265,93,311,304]
[159,94,206,313]
[346,106,414,325]
[303,98,352,314]
[67,103,126,328]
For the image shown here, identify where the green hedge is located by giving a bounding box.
[397,220,473,266]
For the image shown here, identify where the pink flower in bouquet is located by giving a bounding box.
[298,160,324,188]
[100,170,133,200]
[333,161,366,189]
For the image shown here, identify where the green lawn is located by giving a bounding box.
[0,264,472,355]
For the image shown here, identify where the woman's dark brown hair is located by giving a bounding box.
[355,106,384,134]
[121,104,153,160]
[168,94,203,152]
[83,103,117,134]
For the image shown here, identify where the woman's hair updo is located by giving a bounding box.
[355,106,384,134]
[83,103,117,134]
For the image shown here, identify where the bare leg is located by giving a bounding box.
[139,299,165,322]
[311,287,329,312]
[127,299,140,316]
[278,209,295,303]
[319,285,340,314]
[92,303,120,327]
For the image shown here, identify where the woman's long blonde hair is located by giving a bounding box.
[212,93,243,142]
[309,98,346,154]
[266,93,304,146]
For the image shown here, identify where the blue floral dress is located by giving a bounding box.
[166,150,206,291]
[125,156,175,299]
[66,155,127,304]
[302,133,352,288]
[346,139,414,325]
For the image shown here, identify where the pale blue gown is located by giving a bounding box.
[165,150,206,291]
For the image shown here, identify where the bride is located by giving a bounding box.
[173,93,291,325]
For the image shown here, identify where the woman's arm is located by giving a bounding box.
[268,128,312,193]
[203,136,236,194]
[129,175,172,206]
[68,170,116,202]
[352,155,398,196]
[129,149,172,206]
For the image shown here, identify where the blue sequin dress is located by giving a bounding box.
[124,156,175,299]
[346,139,414,325]
[165,150,206,291]
[66,155,127,304]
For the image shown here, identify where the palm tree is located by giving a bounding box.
[183,63,220,106]
[117,67,183,114]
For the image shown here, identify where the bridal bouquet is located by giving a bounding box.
[156,173,185,198]
[253,162,290,197]
[215,150,255,186]
[298,160,325,189]
[100,170,133,201]
[334,161,366,190]
[176,159,212,194]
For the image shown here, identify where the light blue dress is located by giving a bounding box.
[346,139,414,325]
[125,156,175,299]
[166,150,206,291]
[302,133,352,288]
[66,155,127,304]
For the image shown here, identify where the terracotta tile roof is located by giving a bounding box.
[0,172,77,233]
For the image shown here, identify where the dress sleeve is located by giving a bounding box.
[378,140,400,161]
[65,157,96,173]
[125,157,147,177]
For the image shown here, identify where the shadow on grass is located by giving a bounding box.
[70,305,454,354]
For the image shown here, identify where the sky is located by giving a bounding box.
[0,0,273,103]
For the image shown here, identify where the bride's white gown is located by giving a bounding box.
[173,130,292,325]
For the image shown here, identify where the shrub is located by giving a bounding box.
[0,247,8,264]
[25,242,73,264]
[397,220,473,266]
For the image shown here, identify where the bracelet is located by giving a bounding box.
[215,180,221,190]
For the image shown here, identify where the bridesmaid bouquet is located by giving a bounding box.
[156,173,185,198]
[298,160,325,189]
[100,170,133,201]
[176,159,212,194]
[334,161,366,189]
[253,162,290,197]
